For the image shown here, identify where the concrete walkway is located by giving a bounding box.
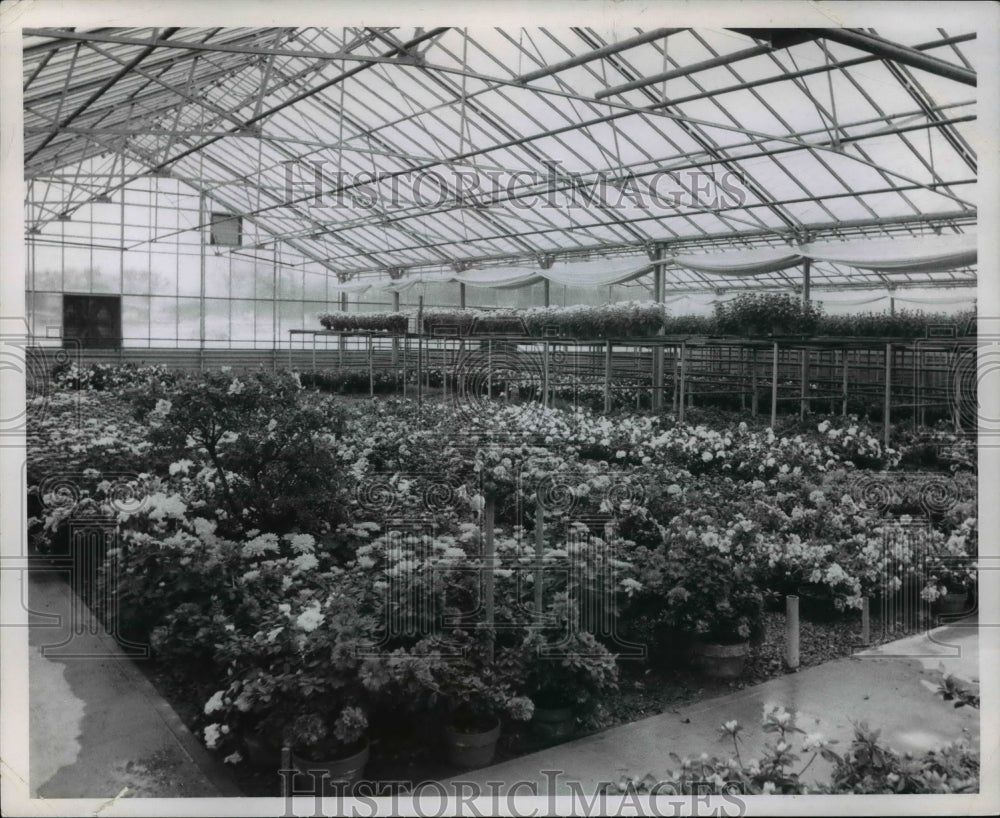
[444,617,980,794]
[28,570,241,798]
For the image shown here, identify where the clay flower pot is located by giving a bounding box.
[444,716,501,769]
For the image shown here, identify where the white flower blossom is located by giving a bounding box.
[295,602,324,633]
[204,690,226,715]
[203,723,223,749]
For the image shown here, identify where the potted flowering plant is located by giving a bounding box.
[368,630,533,769]
[523,620,619,747]
[920,518,977,616]
[636,513,764,678]
[202,567,375,777]
[715,293,822,336]
[436,634,535,768]
[286,706,370,787]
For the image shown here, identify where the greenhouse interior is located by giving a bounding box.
[6,15,996,811]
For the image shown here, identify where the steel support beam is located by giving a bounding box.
[26,27,181,163]
[517,28,683,84]
[814,28,976,87]
[596,44,772,99]
[22,27,438,66]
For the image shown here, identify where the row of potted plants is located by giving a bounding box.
[318,311,410,333]
[315,298,972,340]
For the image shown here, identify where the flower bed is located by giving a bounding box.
[28,366,976,784]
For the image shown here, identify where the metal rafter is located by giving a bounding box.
[23,25,978,293]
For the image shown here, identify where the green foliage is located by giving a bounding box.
[318,311,408,333]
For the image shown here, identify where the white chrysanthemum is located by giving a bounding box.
[285,533,316,554]
[295,603,324,633]
[291,553,318,573]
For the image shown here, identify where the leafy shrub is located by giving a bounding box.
[715,293,823,335]
[51,361,179,392]
[129,369,347,536]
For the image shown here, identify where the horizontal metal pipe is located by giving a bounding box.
[816,28,976,87]
[517,28,683,84]
[596,44,771,99]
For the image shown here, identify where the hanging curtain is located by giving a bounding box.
[326,280,373,295]
[800,233,976,274]
[454,268,545,289]
[671,246,804,276]
[540,258,653,287]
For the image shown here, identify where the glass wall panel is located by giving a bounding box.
[28,292,63,342]
[230,299,256,347]
[176,255,201,297]
[279,267,303,300]
[255,264,275,300]
[123,263,150,296]
[230,258,256,298]
[32,244,63,291]
[254,300,275,347]
[148,296,178,347]
[303,272,327,301]
[122,295,151,347]
[90,249,121,293]
[148,250,177,294]
[177,297,201,348]
[278,300,305,345]
[62,246,91,293]
[204,254,230,298]
[204,298,231,344]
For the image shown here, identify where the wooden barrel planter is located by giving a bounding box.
[933,589,970,618]
[693,640,750,679]
[529,704,575,748]
[291,741,370,794]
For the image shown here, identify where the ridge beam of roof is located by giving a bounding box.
[516,27,683,84]
[813,28,976,86]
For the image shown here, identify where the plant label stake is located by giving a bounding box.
[786,595,800,669]
[368,335,374,398]
[884,343,892,449]
[484,494,496,666]
[417,295,424,413]
[861,596,870,646]
[534,501,544,619]
[770,342,779,428]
